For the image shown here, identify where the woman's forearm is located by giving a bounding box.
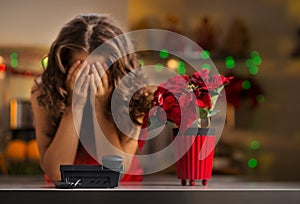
[42,107,79,182]
[95,110,138,172]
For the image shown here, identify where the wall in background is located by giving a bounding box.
[0,0,128,46]
[129,0,300,59]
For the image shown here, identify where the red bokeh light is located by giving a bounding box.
[0,63,6,72]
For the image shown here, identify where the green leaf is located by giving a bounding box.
[199,108,209,119]
[207,109,220,117]
[209,85,225,110]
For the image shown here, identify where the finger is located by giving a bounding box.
[66,60,81,84]
[94,61,104,76]
[96,74,104,96]
[95,62,109,87]
[67,61,87,89]
[81,75,90,94]
[76,64,90,88]
[89,74,97,96]
[68,60,84,82]
[74,61,88,81]
[91,64,101,89]
[68,60,81,77]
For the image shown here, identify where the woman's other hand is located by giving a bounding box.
[90,62,112,111]
[66,60,91,108]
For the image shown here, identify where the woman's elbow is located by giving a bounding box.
[41,161,61,182]
[44,169,61,182]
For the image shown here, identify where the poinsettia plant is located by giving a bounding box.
[138,69,232,150]
[148,69,232,131]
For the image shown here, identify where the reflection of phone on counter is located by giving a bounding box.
[55,155,123,188]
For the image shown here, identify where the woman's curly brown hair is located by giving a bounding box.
[34,14,152,136]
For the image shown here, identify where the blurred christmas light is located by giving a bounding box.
[0,56,4,64]
[246,51,262,75]
[200,50,210,60]
[246,58,259,75]
[225,56,235,69]
[256,94,265,103]
[159,49,169,59]
[139,59,144,67]
[252,56,262,65]
[250,50,259,58]
[251,51,262,65]
[245,59,253,67]
[0,63,6,72]
[250,140,260,150]
[10,52,18,68]
[242,80,251,90]
[202,63,211,70]
[249,65,259,75]
[10,52,18,59]
[246,58,257,66]
[167,59,178,70]
[11,61,18,68]
[155,63,163,72]
[41,56,48,68]
[177,61,186,75]
[0,63,6,80]
[248,158,258,168]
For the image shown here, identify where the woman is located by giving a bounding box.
[31,14,151,182]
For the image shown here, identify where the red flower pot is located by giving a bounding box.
[173,128,215,186]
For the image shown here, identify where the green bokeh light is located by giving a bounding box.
[41,57,48,68]
[10,52,18,68]
[225,56,235,69]
[159,49,169,59]
[10,52,18,59]
[242,80,251,90]
[177,61,186,75]
[248,158,258,168]
[10,60,18,68]
[202,63,211,70]
[245,59,254,68]
[250,140,260,150]
[250,50,259,57]
[155,63,163,72]
[256,94,265,103]
[249,65,259,75]
[139,59,144,67]
[200,50,210,60]
[246,59,259,75]
[252,55,262,65]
